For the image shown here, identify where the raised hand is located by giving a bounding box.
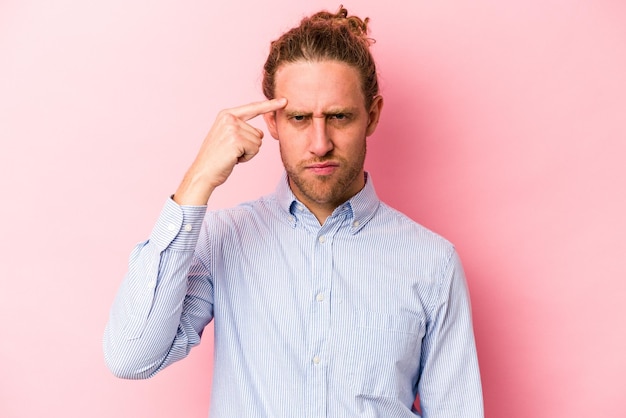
[173,98,287,205]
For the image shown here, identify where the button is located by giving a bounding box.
[316,293,324,302]
[183,224,192,232]
[288,216,295,223]
[167,223,176,231]
[312,356,321,364]
[148,280,156,289]
[318,236,326,243]
[352,220,360,227]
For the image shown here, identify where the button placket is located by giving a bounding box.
[306,222,339,416]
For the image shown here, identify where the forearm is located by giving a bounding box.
[103,199,208,379]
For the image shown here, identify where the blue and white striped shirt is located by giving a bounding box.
[104,173,483,417]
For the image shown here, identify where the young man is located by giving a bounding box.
[104,7,483,417]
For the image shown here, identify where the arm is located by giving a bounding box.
[417,249,484,418]
[103,199,208,379]
[103,98,288,379]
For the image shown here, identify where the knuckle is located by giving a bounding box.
[217,110,237,123]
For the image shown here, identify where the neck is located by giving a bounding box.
[288,172,366,226]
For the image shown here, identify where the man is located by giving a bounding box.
[104,7,483,417]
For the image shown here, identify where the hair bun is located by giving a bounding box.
[310,5,371,40]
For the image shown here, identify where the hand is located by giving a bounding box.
[174,98,287,205]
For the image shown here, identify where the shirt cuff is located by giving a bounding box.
[149,197,207,252]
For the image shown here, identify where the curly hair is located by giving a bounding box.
[262,6,379,108]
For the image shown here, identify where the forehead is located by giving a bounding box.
[273,60,366,111]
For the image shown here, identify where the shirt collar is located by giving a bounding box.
[275,171,380,233]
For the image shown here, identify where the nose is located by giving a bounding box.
[308,117,334,157]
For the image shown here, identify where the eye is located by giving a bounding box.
[328,113,351,124]
[288,114,309,123]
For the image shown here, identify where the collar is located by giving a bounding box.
[275,171,380,233]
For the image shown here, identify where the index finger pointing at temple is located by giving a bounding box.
[230,98,288,121]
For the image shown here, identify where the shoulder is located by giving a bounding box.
[368,202,460,281]
[375,202,454,251]
[204,193,285,231]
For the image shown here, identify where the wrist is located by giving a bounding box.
[173,173,217,205]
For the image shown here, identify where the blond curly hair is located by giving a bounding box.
[262,6,379,108]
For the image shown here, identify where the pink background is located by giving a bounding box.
[1,1,625,417]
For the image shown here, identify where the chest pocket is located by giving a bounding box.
[345,309,426,401]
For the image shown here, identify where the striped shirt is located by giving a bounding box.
[104,173,483,417]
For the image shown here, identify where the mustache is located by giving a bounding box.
[301,155,344,166]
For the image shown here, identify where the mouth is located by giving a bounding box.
[305,162,339,175]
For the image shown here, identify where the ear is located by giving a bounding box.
[365,95,384,137]
[263,111,280,140]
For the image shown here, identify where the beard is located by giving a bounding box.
[280,142,367,208]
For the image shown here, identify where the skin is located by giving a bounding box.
[264,60,383,223]
[174,59,383,225]
[173,98,287,205]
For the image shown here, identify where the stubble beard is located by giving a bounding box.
[281,143,367,208]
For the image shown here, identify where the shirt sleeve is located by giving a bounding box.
[103,197,213,379]
[417,248,484,418]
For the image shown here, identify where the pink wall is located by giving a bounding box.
[1,1,624,417]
